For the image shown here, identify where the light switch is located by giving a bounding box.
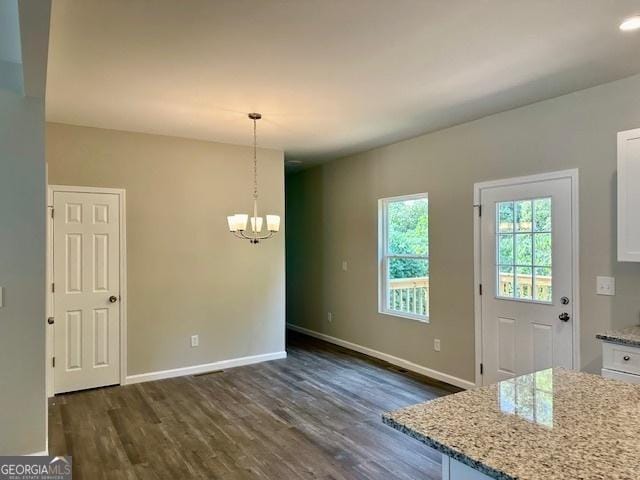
[341,260,348,272]
[596,276,615,296]
[0,287,3,307]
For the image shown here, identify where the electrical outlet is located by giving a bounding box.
[341,261,348,272]
[327,312,333,323]
[434,339,441,352]
[191,334,199,347]
[596,276,615,296]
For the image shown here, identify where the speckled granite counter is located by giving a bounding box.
[596,325,640,347]
[383,369,640,480]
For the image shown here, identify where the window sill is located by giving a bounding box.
[379,309,430,323]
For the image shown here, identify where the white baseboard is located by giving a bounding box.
[26,450,49,456]
[287,324,476,390]
[125,351,287,385]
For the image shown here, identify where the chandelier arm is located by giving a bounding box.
[231,230,275,242]
[240,230,274,240]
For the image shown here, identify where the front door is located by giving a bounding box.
[53,190,121,393]
[479,174,575,385]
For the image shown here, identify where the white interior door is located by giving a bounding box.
[480,175,574,385]
[53,190,121,393]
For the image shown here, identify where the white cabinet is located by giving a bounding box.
[618,128,640,262]
[601,341,640,384]
[602,368,640,385]
[442,456,493,480]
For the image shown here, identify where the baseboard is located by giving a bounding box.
[125,351,287,385]
[287,324,476,390]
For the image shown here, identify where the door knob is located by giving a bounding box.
[560,296,570,305]
[109,295,118,303]
[559,312,570,322]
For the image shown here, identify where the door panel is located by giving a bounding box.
[66,310,82,370]
[93,234,109,291]
[66,234,82,292]
[93,308,110,367]
[93,203,109,224]
[532,323,552,372]
[480,177,574,385]
[497,317,515,375]
[53,191,121,393]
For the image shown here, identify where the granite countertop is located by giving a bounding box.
[596,325,640,347]
[383,368,640,480]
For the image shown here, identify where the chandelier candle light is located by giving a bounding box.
[227,113,280,244]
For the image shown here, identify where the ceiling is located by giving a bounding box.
[47,0,640,166]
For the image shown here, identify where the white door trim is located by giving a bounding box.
[46,185,127,397]
[473,169,580,387]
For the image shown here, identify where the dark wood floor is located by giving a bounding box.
[49,331,460,479]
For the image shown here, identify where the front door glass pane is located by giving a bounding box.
[496,198,552,303]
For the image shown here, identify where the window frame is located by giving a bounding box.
[378,192,430,323]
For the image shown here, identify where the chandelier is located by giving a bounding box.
[227,113,280,244]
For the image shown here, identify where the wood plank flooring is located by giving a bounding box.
[49,331,461,479]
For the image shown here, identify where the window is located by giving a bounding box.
[496,197,552,303]
[379,193,429,321]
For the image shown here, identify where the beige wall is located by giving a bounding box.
[47,123,285,376]
[0,89,46,454]
[287,73,640,383]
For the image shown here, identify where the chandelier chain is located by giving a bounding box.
[253,117,258,201]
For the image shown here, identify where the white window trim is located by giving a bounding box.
[378,192,429,323]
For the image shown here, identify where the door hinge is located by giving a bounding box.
[479,284,483,295]
[52,356,56,368]
[51,283,55,293]
[480,363,484,375]
[50,207,54,219]
[474,204,482,217]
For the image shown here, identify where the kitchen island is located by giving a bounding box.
[383,368,640,480]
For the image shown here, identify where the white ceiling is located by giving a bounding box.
[47,0,640,166]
